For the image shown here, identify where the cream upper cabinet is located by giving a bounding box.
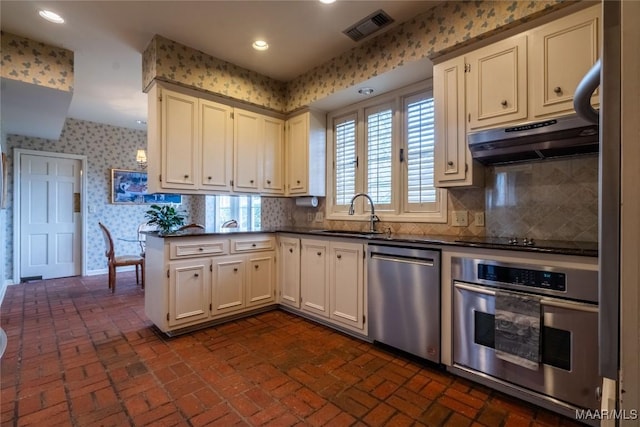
[279,236,301,309]
[466,34,528,130]
[285,111,326,196]
[200,99,233,192]
[233,109,261,193]
[530,5,600,118]
[262,117,285,194]
[434,57,484,188]
[147,84,233,194]
[159,88,199,190]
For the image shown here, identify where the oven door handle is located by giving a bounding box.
[539,298,599,313]
[454,282,495,296]
[454,282,599,313]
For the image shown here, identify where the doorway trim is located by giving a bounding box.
[12,149,88,283]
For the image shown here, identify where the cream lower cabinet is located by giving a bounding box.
[298,238,366,335]
[300,239,330,317]
[145,234,276,335]
[168,259,211,327]
[278,236,301,309]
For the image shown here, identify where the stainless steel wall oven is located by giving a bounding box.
[451,256,600,420]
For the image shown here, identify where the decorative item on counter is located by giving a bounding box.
[295,196,318,207]
[144,204,186,234]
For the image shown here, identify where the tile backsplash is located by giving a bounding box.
[485,155,598,242]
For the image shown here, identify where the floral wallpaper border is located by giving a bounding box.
[141,1,577,113]
[0,31,74,92]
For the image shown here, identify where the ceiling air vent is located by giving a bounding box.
[343,9,394,42]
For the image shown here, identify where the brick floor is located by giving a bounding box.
[0,272,586,426]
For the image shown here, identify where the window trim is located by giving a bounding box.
[326,79,447,223]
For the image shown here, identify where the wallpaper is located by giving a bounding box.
[0,31,74,92]
[140,1,576,113]
[142,35,288,112]
[3,118,199,279]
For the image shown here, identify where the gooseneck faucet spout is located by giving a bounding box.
[348,193,379,232]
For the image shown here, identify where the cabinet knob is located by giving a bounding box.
[198,247,204,251]
[250,179,254,184]
[233,268,238,272]
[337,254,342,259]
[554,86,562,94]
[289,248,293,253]
[317,252,322,256]
[254,265,259,269]
[184,174,189,179]
[266,180,271,184]
[501,100,508,107]
[296,180,301,184]
[207,176,212,180]
[194,273,199,277]
[252,243,256,247]
[447,161,454,166]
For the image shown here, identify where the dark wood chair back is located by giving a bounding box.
[98,222,145,293]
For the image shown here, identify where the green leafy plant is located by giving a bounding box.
[144,204,185,233]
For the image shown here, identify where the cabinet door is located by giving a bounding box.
[329,242,364,330]
[286,114,309,194]
[300,239,330,317]
[200,100,233,191]
[467,34,528,129]
[434,57,469,185]
[168,259,211,327]
[246,251,276,307]
[531,5,600,118]
[262,117,285,194]
[279,237,301,308]
[234,109,261,192]
[161,89,199,189]
[211,255,246,316]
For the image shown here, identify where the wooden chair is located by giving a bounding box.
[99,222,145,293]
[178,223,205,231]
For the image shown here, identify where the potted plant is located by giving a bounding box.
[144,204,185,234]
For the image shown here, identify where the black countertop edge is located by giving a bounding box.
[147,228,598,258]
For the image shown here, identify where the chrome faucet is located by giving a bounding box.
[348,193,379,233]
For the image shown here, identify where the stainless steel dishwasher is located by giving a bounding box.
[368,244,441,363]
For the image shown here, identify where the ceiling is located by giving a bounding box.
[0,1,439,138]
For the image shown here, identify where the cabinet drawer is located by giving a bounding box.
[170,239,229,259]
[231,235,275,253]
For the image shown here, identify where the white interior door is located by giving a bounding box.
[20,154,82,280]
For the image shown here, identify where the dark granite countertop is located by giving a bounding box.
[146,227,598,257]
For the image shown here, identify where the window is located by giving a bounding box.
[327,81,447,222]
[205,195,261,230]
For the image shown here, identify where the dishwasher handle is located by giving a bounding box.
[370,252,434,267]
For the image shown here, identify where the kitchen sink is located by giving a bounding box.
[310,229,385,238]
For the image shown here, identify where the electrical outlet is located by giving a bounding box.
[307,212,314,222]
[315,212,324,222]
[474,212,485,227]
[452,210,468,227]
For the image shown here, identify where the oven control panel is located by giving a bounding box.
[478,264,566,291]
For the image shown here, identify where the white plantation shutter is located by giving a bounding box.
[405,95,437,211]
[366,106,393,207]
[334,115,357,206]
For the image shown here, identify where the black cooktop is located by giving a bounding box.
[454,236,599,257]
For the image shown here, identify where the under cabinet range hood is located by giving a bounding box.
[467,114,599,165]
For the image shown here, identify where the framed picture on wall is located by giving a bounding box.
[110,169,181,204]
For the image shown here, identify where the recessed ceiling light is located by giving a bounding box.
[252,40,269,51]
[319,0,336,4]
[38,10,65,24]
[358,87,374,95]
